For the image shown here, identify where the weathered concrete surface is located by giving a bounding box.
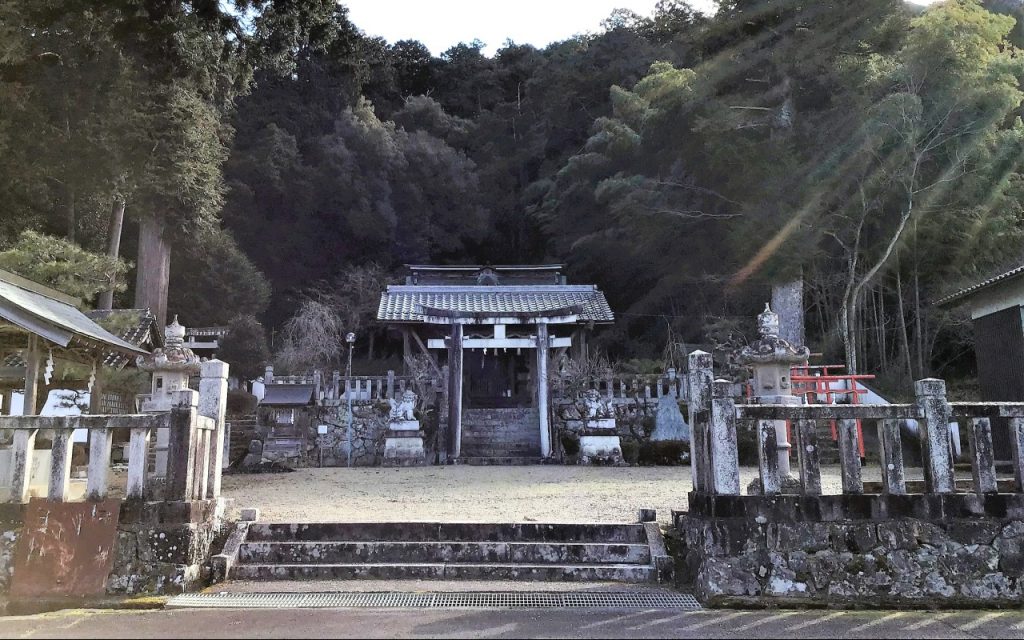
[6,604,1024,639]
[0,526,17,594]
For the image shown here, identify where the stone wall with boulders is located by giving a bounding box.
[672,493,1024,607]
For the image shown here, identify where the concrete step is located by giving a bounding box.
[246,522,648,544]
[239,541,652,565]
[459,457,544,465]
[230,562,655,583]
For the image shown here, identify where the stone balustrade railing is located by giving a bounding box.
[688,351,1024,498]
[268,370,420,405]
[1,389,221,504]
[553,373,687,404]
[336,373,418,403]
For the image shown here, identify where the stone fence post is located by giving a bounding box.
[710,380,740,495]
[915,379,955,494]
[167,389,199,501]
[687,350,713,493]
[199,359,229,500]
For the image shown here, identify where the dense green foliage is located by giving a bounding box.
[217,315,272,380]
[0,230,129,304]
[4,0,1024,390]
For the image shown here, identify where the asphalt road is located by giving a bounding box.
[4,607,1024,639]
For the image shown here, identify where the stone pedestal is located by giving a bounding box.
[579,417,622,465]
[383,419,426,466]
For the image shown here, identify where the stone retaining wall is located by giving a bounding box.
[107,499,224,595]
[673,492,1024,607]
[0,499,224,603]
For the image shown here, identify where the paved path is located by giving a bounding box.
[5,606,1024,638]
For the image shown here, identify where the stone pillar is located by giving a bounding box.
[536,323,551,458]
[199,359,229,499]
[915,378,955,494]
[737,304,810,492]
[447,323,464,460]
[167,389,199,501]
[771,278,805,348]
[687,350,713,493]
[264,365,274,385]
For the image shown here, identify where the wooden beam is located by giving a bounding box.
[410,329,444,379]
[22,335,40,416]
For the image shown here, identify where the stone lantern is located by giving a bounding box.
[136,316,201,477]
[737,304,810,486]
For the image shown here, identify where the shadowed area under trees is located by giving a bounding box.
[3,0,1024,396]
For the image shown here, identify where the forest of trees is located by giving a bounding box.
[3,0,1024,395]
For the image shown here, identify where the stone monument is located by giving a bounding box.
[578,389,622,464]
[737,304,810,492]
[383,390,426,466]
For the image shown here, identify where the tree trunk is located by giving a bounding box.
[66,184,76,244]
[98,197,126,311]
[895,265,914,386]
[134,214,171,328]
[842,299,858,374]
[913,258,925,379]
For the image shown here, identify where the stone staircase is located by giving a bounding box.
[461,408,541,464]
[225,522,669,583]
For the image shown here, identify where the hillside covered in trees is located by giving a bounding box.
[3,0,1024,393]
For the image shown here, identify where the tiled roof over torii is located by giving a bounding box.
[377,265,614,324]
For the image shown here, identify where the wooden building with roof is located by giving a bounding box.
[0,269,149,415]
[937,265,1024,453]
[377,265,614,462]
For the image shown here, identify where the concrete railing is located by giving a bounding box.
[687,351,1024,498]
[1,389,222,504]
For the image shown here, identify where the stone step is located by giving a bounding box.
[246,522,648,544]
[459,457,544,466]
[238,541,652,565]
[462,448,548,458]
[460,448,542,455]
[230,562,655,583]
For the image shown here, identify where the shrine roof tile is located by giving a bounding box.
[377,285,614,323]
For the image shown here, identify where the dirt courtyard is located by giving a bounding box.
[220,464,894,525]
[221,465,697,524]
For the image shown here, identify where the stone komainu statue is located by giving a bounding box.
[582,388,613,419]
[388,390,417,421]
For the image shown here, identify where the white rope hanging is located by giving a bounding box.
[43,349,54,385]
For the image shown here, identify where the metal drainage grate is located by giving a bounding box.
[166,591,702,610]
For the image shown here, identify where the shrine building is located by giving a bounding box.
[377,265,613,461]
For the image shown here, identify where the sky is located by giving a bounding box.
[343,0,944,57]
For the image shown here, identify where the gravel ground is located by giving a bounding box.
[219,465,902,525]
